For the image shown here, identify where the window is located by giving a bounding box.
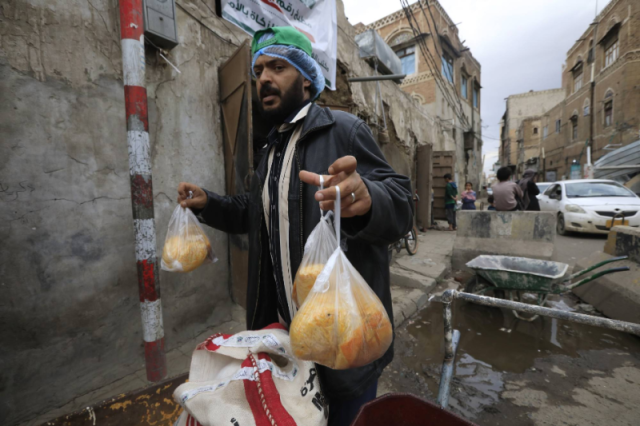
[555,119,561,133]
[584,104,590,116]
[461,76,468,99]
[604,100,613,127]
[473,86,479,108]
[604,37,619,68]
[543,126,548,139]
[572,118,578,140]
[532,127,538,135]
[441,52,454,83]
[396,45,416,75]
[573,62,583,92]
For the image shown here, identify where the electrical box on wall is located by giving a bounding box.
[143,0,178,49]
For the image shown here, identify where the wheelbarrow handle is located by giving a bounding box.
[568,256,629,281]
[565,266,631,291]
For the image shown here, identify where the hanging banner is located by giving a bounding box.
[222,0,337,90]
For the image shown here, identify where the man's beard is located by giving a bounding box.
[259,75,306,125]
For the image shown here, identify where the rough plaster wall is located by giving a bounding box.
[0,1,233,424]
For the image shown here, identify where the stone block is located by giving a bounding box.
[452,211,556,271]
[572,252,640,324]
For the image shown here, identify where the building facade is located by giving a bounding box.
[500,89,565,175]
[354,0,483,188]
[502,0,640,181]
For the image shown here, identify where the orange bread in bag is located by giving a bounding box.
[292,263,325,307]
[162,231,211,273]
[290,268,393,370]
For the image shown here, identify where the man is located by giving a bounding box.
[177,27,413,426]
[444,173,458,231]
[492,167,523,211]
[517,169,540,211]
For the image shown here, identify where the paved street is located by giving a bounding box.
[379,229,640,426]
[554,233,608,267]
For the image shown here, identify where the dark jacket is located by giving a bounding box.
[197,103,414,400]
[525,181,541,211]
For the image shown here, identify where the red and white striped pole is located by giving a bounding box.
[119,0,167,382]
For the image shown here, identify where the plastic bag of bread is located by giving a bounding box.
[290,186,393,370]
[292,177,338,308]
[161,199,217,273]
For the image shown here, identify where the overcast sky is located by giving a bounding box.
[343,0,607,174]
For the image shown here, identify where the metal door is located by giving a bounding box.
[432,151,455,220]
[219,41,253,308]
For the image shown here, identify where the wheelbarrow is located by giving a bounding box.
[465,255,630,321]
[351,393,477,426]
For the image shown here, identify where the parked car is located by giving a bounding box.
[536,182,551,197]
[538,179,640,235]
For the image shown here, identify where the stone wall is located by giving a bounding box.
[452,211,557,271]
[0,0,434,423]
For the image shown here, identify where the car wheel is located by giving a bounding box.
[557,213,568,236]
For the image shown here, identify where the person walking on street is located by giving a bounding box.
[492,167,523,211]
[444,173,458,230]
[176,27,413,426]
[460,182,476,210]
[518,169,541,211]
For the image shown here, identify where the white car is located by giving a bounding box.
[538,179,640,235]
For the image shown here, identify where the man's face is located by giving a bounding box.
[253,56,311,124]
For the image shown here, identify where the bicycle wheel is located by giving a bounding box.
[405,226,419,255]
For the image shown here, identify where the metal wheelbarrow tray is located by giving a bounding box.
[465,255,630,321]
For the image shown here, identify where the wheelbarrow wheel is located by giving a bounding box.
[508,291,548,322]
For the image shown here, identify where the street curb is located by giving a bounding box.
[390,286,431,328]
[390,266,438,290]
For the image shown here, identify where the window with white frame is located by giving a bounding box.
[604,35,619,68]
[461,75,468,99]
[395,45,416,76]
[441,52,454,83]
[543,126,548,139]
[583,100,590,116]
[573,62,583,92]
[473,85,479,108]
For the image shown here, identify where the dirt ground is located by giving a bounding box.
[377,281,640,426]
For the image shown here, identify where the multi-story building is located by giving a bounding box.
[502,0,640,181]
[354,0,483,190]
[499,89,565,175]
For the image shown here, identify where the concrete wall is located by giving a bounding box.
[0,0,435,424]
[573,226,640,324]
[452,211,557,271]
[0,1,243,423]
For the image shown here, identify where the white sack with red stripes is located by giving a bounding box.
[173,324,328,426]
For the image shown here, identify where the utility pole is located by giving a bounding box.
[118,0,167,382]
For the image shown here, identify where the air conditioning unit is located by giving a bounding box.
[355,30,402,76]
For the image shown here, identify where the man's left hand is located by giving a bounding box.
[299,156,372,218]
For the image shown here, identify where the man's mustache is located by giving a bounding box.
[260,84,281,99]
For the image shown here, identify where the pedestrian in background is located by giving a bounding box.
[461,182,476,210]
[492,167,523,211]
[444,173,458,230]
[518,169,541,211]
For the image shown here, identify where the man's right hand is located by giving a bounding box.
[177,182,207,210]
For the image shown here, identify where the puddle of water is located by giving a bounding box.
[404,297,640,417]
